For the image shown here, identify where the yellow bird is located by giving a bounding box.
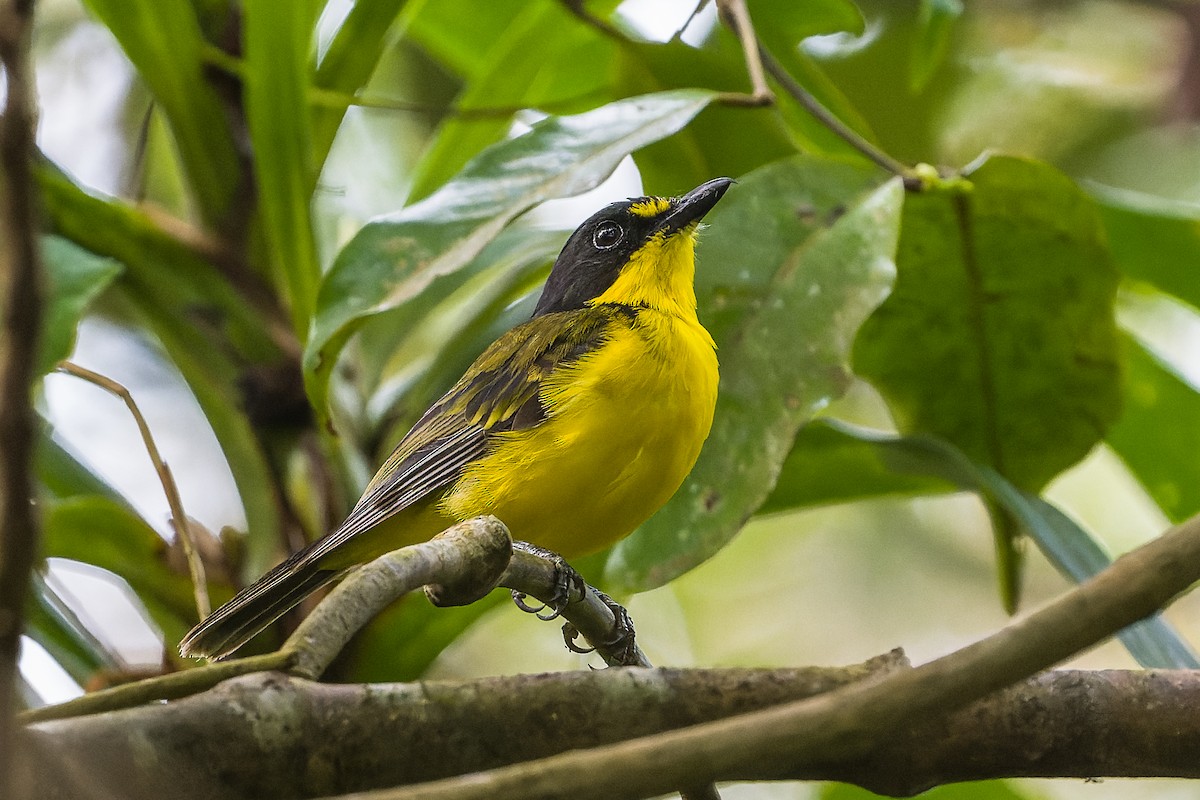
[180,177,731,659]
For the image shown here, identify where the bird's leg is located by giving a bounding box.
[509,541,585,621]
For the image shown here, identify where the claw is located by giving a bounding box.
[595,590,639,666]
[511,590,547,615]
[510,541,585,620]
[561,622,595,654]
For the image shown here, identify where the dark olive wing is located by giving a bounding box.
[302,307,621,563]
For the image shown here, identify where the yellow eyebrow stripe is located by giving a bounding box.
[629,197,671,218]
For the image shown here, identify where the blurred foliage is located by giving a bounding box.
[23,4,1200,794]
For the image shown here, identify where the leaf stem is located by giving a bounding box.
[757,46,914,178]
[55,361,210,619]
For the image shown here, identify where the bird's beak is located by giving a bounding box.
[655,177,734,237]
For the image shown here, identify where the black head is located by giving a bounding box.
[532,177,733,316]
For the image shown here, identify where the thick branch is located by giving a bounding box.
[338,510,1200,800]
[0,0,42,792]
[20,664,1200,799]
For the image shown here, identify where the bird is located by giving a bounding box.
[180,177,732,660]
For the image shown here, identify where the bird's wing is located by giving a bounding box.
[303,307,622,562]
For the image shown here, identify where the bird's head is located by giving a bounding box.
[533,177,733,317]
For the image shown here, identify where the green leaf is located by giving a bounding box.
[244,0,321,334]
[37,236,122,375]
[1093,185,1200,312]
[605,159,899,592]
[80,0,240,224]
[746,0,864,43]
[852,155,1122,609]
[805,420,1199,669]
[1107,332,1200,523]
[909,0,963,92]
[761,420,955,514]
[405,0,527,80]
[405,1,615,202]
[305,89,716,427]
[26,571,116,684]
[312,0,410,168]
[822,778,1036,800]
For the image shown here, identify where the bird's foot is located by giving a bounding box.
[561,590,639,665]
[509,541,585,621]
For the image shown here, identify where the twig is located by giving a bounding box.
[0,0,43,791]
[714,0,774,106]
[757,46,913,178]
[342,510,1200,800]
[55,361,210,619]
[559,0,626,41]
[17,651,293,724]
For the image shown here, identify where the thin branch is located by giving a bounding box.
[341,510,1200,800]
[715,0,774,106]
[54,361,210,619]
[758,47,913,178]
[0,0,43,792]
[17,651,293,724]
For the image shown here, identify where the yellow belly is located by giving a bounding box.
[441,309,718,557]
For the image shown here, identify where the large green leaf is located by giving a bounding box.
[243,0,321,334]
[1093,185,1200,312]
[605,160,899,591]
[37,236,122,375]
[852,155,1122,608]
[80,0,240,224]
[304,90,715,427]
[1107,332,1200,524]
[796,420,1198,669]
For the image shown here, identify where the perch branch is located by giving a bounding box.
[334,510,1200,800]
[27,664,1200,797]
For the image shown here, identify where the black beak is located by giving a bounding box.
[655,177,734,237]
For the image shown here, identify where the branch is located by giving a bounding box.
[330,510,1200,800]
[15,655,905,798]
[0,0,42,792]
[24,663,1200,798]
[20,516,643,721]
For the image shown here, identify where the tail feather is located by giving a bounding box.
[179,555,339,660]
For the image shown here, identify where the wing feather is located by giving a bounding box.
[299,307,625,565]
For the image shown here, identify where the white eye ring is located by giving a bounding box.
[592,221,624,250]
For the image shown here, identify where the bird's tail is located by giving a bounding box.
[179,553,339,660]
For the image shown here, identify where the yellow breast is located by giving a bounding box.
[441,308,718,557]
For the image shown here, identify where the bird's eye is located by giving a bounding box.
[592,221,624,250]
